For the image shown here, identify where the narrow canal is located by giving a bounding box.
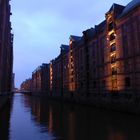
[1,93,140,140]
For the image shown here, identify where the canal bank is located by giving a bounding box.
[25,91,140,115]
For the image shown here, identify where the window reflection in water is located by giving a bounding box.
[22,94,140,140]
[1,94,140,140]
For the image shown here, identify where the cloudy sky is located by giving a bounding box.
[10,0,131,88]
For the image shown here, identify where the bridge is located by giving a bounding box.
[13,90,31,94]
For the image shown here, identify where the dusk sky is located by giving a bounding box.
[11,0,131,88]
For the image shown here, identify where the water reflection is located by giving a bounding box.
[0,96,13,140]
[23,94,140,140]
[1,93,140,140]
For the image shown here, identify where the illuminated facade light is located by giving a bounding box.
[50,63,53,91]
[110,52,116,57]
[68,37,76,92]
[106,11,118,91]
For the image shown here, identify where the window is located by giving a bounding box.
[71,78,74,82]
[111,55,116,63]
[110,33,115,41]
[71,58,73,62]
[123,36,129,56]
[100,37,105,48]
[110,44,116,52]
[122,24,127,33]
[108,21,114,31]
[112,79,117,89]
[125,77,131,87]
[71,70,74,75]
[71,64,74,69]
[112,67,117,75]
[102,56,104,63]
[125,61,130,73]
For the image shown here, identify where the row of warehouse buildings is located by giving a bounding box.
[21,0,140,100]
[0,0,13,94]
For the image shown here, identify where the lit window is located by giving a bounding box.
[111,54,116,63]
[109,33,115,41]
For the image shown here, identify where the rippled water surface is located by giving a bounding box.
[0,93,140,140]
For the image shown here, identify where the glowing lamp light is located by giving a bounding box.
[110,52,116,57]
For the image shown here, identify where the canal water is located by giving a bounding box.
[1,93,140,140]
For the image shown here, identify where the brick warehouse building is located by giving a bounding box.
[20,78,32,92]
[50,45,69,97]
[0,0,13,94]
[29,64,50,94]
[105,1,140,94]
[21,0,140,100]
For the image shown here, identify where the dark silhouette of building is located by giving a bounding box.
[0,0,13,94]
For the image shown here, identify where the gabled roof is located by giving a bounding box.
[95,20,106,33]
[70,35,81,42]
[120,0,140,17]
[108,3,125,13]
[83,28,96,41]
[82,21,106,42]
[42,63,49,68]
[60,44,69,52]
